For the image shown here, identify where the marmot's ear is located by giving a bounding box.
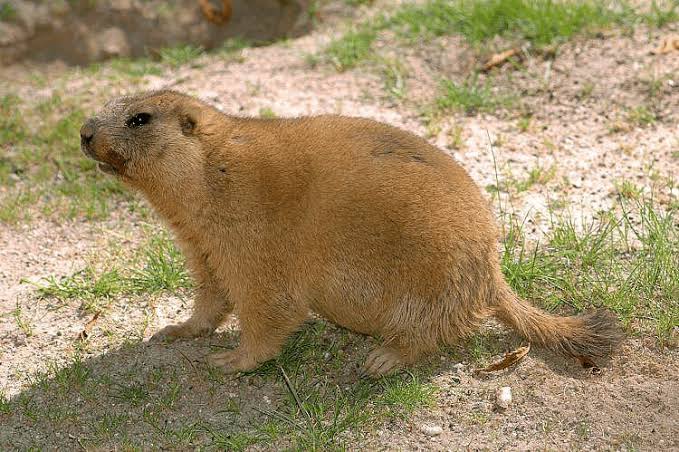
[176,100,201,136]
[180,113,197,135]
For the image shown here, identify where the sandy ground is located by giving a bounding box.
[1,1,678,450]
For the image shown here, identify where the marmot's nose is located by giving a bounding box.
[80,120,96,146]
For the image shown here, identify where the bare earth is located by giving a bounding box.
[1,1,677,450]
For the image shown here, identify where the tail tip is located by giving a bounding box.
[574,308,625,358]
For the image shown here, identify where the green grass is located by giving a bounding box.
[258,107,278,119]
[107,57,164,77]
[0,94,26,144]
[219,37,253,55]
[237,323,436,449]
[159,45,205,68]
[32,233,190,313]
[12,303,33,337]
[321,0,679,71]
[0,94,130,224]
[505,163,558,192]
[2,319,437,450]
[344,0,375,6]
[0,2,17,21]
[324,28,377,71]
[0,391,11,415]
[626,106,657,127]
[432,76,510,115]
[86,43,210,79]
[379,58,408,100]
[645,0,679,27]
[499,194,678,344]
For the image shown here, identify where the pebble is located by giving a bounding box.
[495,386,513,411]
[420,424,443,437]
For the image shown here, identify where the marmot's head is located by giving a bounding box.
[80,90,212,184]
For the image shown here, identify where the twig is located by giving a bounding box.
[175,348,198,374]
[278,365,309,420]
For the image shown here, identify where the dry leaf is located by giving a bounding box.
[77,311,101,341]
[652,34,679,54]
[482,48,520,72]
[476,343,531,373]
[199,0,233,25]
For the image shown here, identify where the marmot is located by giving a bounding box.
[80,90,622,377]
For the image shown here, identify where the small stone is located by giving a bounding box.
[420,424,443,436]
[495,386,512,411]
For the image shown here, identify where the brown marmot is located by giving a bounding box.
[80,90,622,377]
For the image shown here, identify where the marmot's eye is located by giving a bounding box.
[126,113,152,128]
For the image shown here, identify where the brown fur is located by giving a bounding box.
[80,90,623,376]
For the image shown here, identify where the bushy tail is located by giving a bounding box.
[493,283,623,359]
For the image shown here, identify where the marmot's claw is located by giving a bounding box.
[149,326,181,342]
[150,322,216,342]
[207,349,257,373]
[361,346,404,378]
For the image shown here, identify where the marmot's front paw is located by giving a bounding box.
[150,322,214,342]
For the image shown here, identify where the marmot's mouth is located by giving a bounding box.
[97,162,118,175]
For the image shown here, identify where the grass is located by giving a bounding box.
[0,391,11,415]
[87,43,211,79]
[32,233,190,313]
[379,58,408,100]
[0,2,17,22]
[0,93,131,224]
[498,193,678,344]
[432,76,510,116]
[12,303,33,337]
[321,0,679,71]
[1,319,437,450]
[258,107,278,119]
[324,28,376,71]
[626,106,657,127]
[158,45,205,68]
[509,163,558,192]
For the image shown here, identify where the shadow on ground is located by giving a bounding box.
[0,317,609,450]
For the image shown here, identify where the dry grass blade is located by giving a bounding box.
[476,344,531,373]
[77,311,101,341]
[279,365,310,419]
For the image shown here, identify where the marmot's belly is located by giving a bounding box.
[310,297,380,336]
[306,274,388,336]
